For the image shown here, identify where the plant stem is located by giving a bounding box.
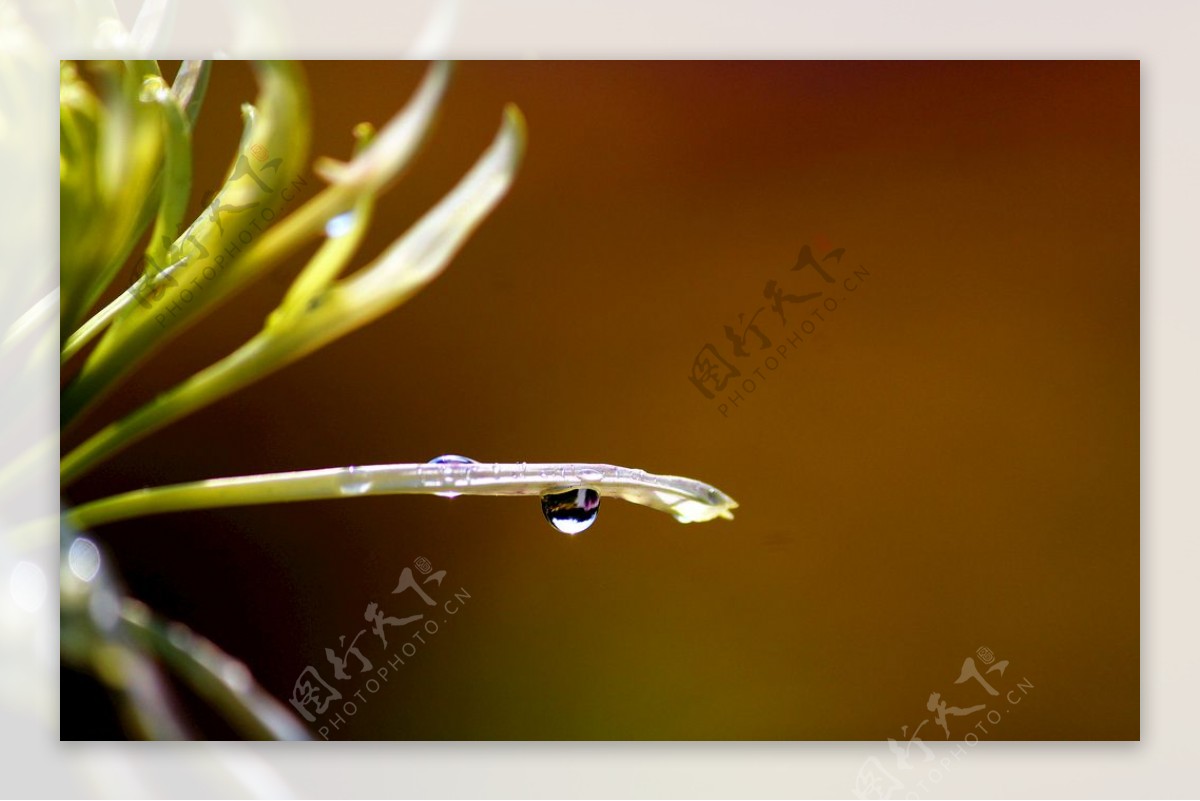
[119,599,311,740]
[64,462,739,530]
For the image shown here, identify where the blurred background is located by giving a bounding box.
[61,60,1138,740]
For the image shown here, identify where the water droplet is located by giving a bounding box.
[578,467,604,483]
[427,455,478,498]
[324,211,356,238]
[341,466,373,495]
[68,537,101,583]
[541,488,600,535]
[427,455,478,465]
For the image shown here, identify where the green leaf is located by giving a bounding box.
[65,459,738,530]
[61,103,525,484]
[62,60,312,426]
[59,61,164,341]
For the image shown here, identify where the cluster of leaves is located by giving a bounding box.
[62,59,524,484]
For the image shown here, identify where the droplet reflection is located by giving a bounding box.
[427,455,477,498]
[541,487,600,535]
[428,455,478,464]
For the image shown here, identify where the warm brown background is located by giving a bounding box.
[63,61,1139,740]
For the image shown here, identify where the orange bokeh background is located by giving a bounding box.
[64,60,1139,739]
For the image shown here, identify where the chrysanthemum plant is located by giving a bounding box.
[59,60,737,739]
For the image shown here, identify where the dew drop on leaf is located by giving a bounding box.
[427,454,478,498]
[541,487,600,535]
